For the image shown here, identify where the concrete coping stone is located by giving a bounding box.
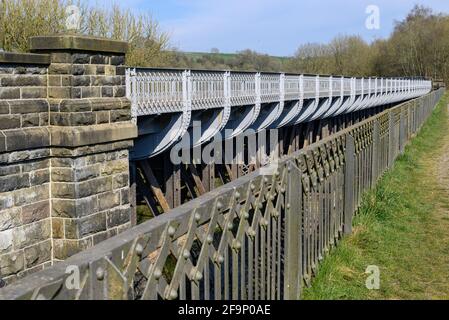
[30,34,128,55]
[0,52,51,65]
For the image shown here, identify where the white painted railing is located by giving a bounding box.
[127,69,432,118]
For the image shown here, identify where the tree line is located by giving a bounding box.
[0,1,447,83]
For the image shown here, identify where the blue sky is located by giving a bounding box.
[90,0,449,56]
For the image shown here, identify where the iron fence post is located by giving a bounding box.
[344,134,355,235]
[284,160,302,300]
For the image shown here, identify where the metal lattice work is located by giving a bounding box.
[126,68,432,118]
[260,73,281,103]
[0,89,443,301]
[191,72,225,110]
[230,73,257,106]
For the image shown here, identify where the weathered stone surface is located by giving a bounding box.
[51,182,76,199]
[98,191,120,211]
[64,219,78,239]
[50,52,71,64]
[1,75,46,87]
[0,52,50,65]
[48,63,71,75]
[53,238,92,260]
[0,34,135,279]
[0,164,21,176]
[0,101,10,114]
[52,196,98,219]
[59,99,91,112]
[13,220,51,250]
[8,99,48,114]
[30,169,50,186]
[13,185,49,207]
[51,167,74,182]
[0,88,20,99]
[0,115,21,130]
[110,110,131,122]
[21,114,40,127]
[72,53,90,64]
[0,251,24,276]
[4,128,50,151]
[31,35,128,54]
[106,207,130,229]
[72,76,91,87]
[0,194,14,210]
[91,55,108,64]
[110,55,126,66]
[21,200,49,224]
[114,86,126,97]
[0,208,21,232]
[76,212,107,238]
[74,164,100,182]
[81,87,100,98]
[21,87,47,99]
[48,87,70,99]
[52,218,64,239]
[0,174,30,193]
[102,159,128,175]
[77,177,112,198]
[24,240,51,268]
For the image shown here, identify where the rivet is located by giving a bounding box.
[227,222,234,231]
[96,267,105,281]
[233,240,242,250]
[216,201,223,210]
[250,184,256,191]
[168,226,176,237]
[135,244,144,256]
[207,235,214,244]
[195,271,203,281]
[275,170,280,177]
[235,192,241,200]
[264,177,269,183]
[183,250,191,259]
[286,203,291,209]
[169,289,178,300]
[258,203,264,209]
[217,255,224,264]
[281,187,286,194]
[243,211,250,220]
[153,268,162,280]
[194,213,201,223]
[248,228,256,238]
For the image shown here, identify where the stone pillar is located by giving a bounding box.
[0,35,137,283]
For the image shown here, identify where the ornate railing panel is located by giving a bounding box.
[126,68,432,117]
[0,89,444,301]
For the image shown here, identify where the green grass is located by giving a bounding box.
[303,92,449,300]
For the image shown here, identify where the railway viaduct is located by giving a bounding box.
[0,34,441,299]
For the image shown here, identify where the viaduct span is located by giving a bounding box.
[0,35,440,300]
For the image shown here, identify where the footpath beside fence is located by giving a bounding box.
[0,88,444,300]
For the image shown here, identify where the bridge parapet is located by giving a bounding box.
[0,35,137,285]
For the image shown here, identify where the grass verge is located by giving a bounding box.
[303,92,449,300]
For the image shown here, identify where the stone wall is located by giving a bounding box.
[0,35,137,284]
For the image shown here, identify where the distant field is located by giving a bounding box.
[182,51,292,64]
